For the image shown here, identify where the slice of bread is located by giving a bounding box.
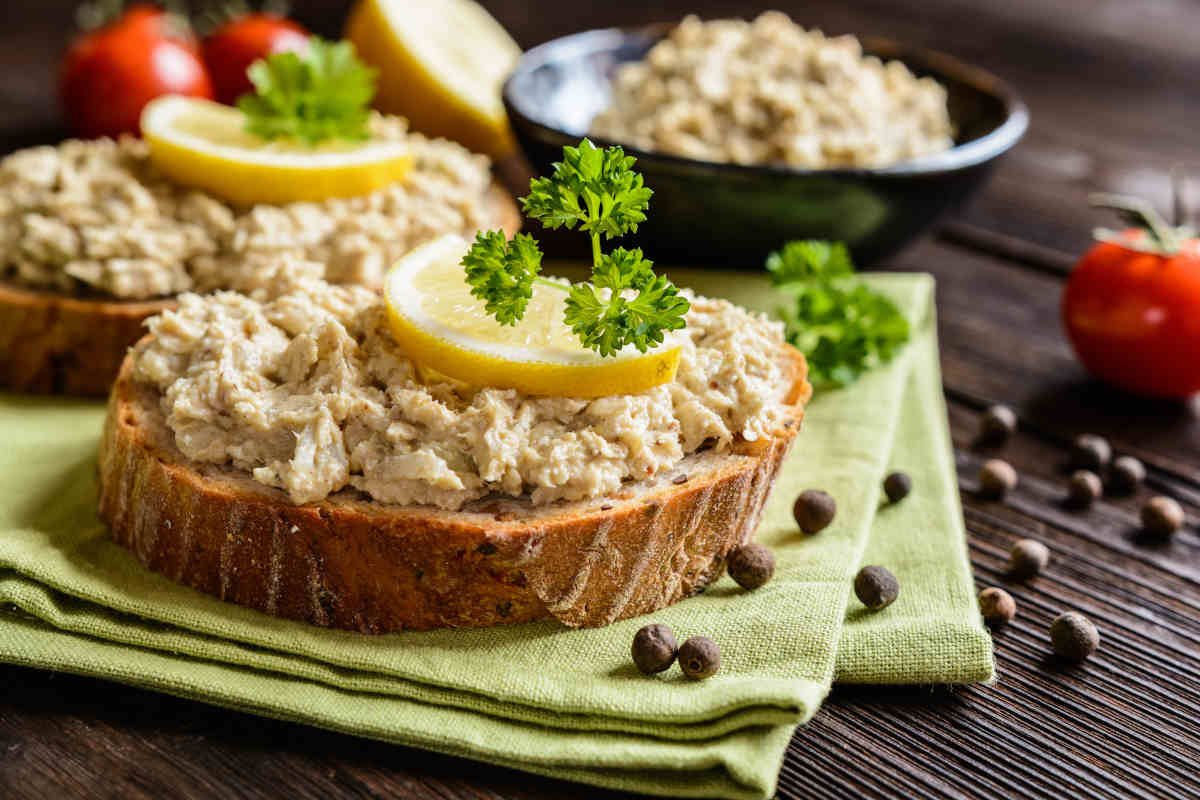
[98,343,811,632]
[0,181,520,396]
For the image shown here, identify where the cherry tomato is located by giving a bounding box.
[1062,229,1200,398]
[202,14,310,105]
[59,5,213,139]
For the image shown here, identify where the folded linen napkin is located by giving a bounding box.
[0,272,991,799]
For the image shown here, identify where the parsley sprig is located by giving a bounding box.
[768,241,910,388]
[238,37,377,145]
[463,139,689,357]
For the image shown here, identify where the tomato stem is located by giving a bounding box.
[1089,193,1186,255]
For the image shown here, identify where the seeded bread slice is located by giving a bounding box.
[98,344,811,632]
[0,181,520,396]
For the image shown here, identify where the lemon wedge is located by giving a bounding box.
[345,0,521,160]
[383,235,682,397]
[140,95,414,206]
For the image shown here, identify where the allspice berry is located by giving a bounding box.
[678,636,721,680]
[1071,434,1112,472]
[794,489,837,534]
[883,471,913,503]
[1008,538,1050,579]
[1066,470,1102,509]
[980,404,1017,443]
[854,565,899,611]
[979,459,1018,499]
[1142,496,1184,537]
[1050,611,1099,663]
[727,543,775,590]
[631,624,678,674]
[978,587,1017,626]
[1108,455,1146,495]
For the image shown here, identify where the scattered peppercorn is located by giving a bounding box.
[631,623,678,674]
[1108,455,1146,495]
[794,489,837,534]
[979,459,1018,500]
[678,636,721,680]
[979,404,1017,443]
[978,587,1016,626]
[1141,496,1184,537]
[883,471,913,503]
[854,565,899,611]
[1071,433,1112,472]
[727,542,775,590]
[1050,611,1099,663]
[1066,470,1102,509]
[1008,538,1050,579]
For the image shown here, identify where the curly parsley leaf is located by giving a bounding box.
[769,240,909,388]
[462,231,543,326]
[238,38,377,145]
[564,248,690,357]
[522,138,653,240]
[766,239,854,284]
[464,142,686,358]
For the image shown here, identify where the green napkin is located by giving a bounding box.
[0,272,991,799]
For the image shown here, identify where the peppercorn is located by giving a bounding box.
[978,587,1016,626]
[726,542,775,590]
[1066,470,1102,509]
[1071,433,1112,472]
[1108,455,1146,495]
[678,636,721,680]
[979,404,1017,443]
[794,489,836,534]
[883,471,912,503]
[1008,538,1050,579]
[1050,611,1099,663]
[979,459,1018,499]
[631,623,678,675]
[854,565,899,611]
[1142,496,1184,537]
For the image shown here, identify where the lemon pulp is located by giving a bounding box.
[345,0,521,160]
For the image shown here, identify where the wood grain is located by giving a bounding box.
[1,2,1199,799]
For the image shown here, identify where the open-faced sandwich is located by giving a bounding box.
[0,39,518,395]
[98,141,811,631]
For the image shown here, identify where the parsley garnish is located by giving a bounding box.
[237,37,377,145]
[768,240,910,388]
[463,139,689,357]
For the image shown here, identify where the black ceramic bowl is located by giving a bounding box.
[502,24,1029,266]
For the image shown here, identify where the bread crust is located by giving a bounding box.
[0,180,520,396]
[98,344,810,632]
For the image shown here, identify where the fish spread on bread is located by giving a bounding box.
[132,278,793,509]
[0,117,495,300]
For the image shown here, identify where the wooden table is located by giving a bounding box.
[2,2,1197,798]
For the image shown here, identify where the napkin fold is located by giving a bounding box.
[0,272,991,799]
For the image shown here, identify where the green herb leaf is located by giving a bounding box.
[522,139,653,240]
[462,231,543,326]
[768,240,909,388]
[564,248,690,357]
[237,37,377,146]
[464,141,687,359]
[766,239,854,284]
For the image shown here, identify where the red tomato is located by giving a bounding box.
[59,5,214,139]
[1062,230,1200,398]
[202,14,310,105]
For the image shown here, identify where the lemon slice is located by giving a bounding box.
[383,235,682,397]
[140,95,414,206]
[345,0,521,160]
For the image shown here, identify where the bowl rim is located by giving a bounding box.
[502,23,1030,179]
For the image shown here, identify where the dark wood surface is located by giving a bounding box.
[2,1,1198,798]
